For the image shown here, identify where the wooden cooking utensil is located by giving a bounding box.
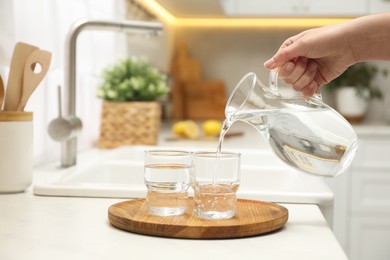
[0,74,4,110]
[4,42,38,111]
[16,49,52,111]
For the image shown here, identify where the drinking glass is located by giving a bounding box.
[192,151,241,220]
[144,150,192,216]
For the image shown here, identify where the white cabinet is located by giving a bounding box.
[325,128,390,260]
[351,169,390,213]
[350,216,390,260]
[368,0,390,13]
[220,0,367,17]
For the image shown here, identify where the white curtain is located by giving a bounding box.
[0,0,128,166]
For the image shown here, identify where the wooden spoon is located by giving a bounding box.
[4,42,38,111]
[0,74,4,110]
[16,49,52,111]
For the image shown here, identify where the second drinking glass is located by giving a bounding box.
[192,151,241,220]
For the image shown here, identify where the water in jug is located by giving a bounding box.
[218,71,358,177]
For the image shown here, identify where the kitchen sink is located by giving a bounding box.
[33,146,333,205]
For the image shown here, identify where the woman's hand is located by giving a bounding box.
[264,23,356,96]
[265,13,390,96]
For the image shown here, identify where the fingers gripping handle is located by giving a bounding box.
[269,69,280,93]
[268,69,322,100]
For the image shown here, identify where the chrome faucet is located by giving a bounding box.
[48,19,163,167]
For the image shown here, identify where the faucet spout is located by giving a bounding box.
[59,19,163,167]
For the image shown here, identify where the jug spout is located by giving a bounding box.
[225,72,281,120]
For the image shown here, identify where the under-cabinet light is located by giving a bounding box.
[138,0,352,28]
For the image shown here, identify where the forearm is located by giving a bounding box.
[346,12,390,62]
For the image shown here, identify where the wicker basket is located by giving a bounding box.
[98,101,161,148]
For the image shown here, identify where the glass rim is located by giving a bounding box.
[193,151,241,158]
[145,150,192,157]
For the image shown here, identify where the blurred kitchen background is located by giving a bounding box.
[1,1,390,259]
[1,0,389,163]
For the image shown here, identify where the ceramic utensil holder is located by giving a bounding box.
[0,112,33,193]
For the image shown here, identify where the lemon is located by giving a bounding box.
[172,121,187,136]
[172,120,200,139]
[202,120,222,136]
[183,120,200,139]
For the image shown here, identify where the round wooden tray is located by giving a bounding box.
[108,198,288,239]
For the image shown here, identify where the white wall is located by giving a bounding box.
[126,23,174,73]
[173,26,390,122]
[174,27,296,92]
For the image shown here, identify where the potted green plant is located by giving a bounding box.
[97,57,169,148]
[325,62,387,123]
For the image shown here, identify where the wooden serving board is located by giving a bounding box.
[108,199,288,239]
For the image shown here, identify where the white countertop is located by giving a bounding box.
[0,190,347,260]
[0,121,356,259]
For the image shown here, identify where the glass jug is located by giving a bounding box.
[223,71,358,177]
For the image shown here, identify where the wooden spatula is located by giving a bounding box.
[4,42,39,111]
[16,49,52,111]
[0,74,4,110]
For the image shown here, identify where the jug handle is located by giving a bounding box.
[269,69,323,101]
